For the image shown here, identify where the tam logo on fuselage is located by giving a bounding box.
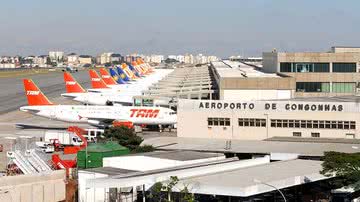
[130,109,159,118]
[91,78,101,81]
[26,91,40,95]
[66,81,76,85]
[102,75,110,78]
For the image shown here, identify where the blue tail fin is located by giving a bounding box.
[128,64,141,78]
[116,66,130,81]
[109,68,126,84]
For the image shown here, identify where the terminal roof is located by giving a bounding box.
[212,60,280,78]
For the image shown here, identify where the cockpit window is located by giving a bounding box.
[170,112,177,115]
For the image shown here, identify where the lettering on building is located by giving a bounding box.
[198,102,343,112]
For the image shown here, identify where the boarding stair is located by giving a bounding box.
[7,150,37,174]
[25,149,52,172]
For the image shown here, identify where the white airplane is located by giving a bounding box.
[20,79,177,128]
[61,72,137,106]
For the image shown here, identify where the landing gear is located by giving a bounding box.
[159,124,163,133]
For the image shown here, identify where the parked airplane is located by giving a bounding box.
[61,72,135,106]
[20,79,177,128]
[88,69,171,93]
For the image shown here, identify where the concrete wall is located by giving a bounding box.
[177,100,360,140]
[0,170,66,202]
[222,90,293,101]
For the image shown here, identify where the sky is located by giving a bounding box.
[0,0,359,57]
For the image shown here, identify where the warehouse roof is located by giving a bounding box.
[83,167,136,176]
[178,159,326,197]
[80,141,129,153]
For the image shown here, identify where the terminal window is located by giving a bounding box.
[270,119,355,130]
[208,117,230,126]
[333,63,356,72]
[311,132,320,138]
[280,62,330,73]
[296,82,330,92]
[332,82,356,93]
[293,132,302,137]
[239,118,266,127]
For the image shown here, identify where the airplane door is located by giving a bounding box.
[50,107,56,120]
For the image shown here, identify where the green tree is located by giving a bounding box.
[103,126,155,153]
[103,126,142,151]
[147,176,196,202]
[321,151,360,189]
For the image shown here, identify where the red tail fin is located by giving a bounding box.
[88,70,109,89]
[99,68,117,85]
[63,72,86,93]
[23,79,53,106]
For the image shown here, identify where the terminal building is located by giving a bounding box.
[263,46,360,97]
[177,97,359,140]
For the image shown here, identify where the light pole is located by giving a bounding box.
[254,179,286,202]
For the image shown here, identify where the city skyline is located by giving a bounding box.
[1,0,359,57]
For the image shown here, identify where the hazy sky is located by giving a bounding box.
[1,0,359,57]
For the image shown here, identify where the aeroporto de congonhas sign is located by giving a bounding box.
[179,100,360,113]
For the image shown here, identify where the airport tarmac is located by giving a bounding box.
[0,70,91,114]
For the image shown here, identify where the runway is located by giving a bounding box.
[0,70,91,114]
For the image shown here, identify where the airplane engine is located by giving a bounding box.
[105,100,114,106]
[112,120,134,129]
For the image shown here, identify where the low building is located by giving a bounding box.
[263,46,360,97]
[177,97,360,140]
[66,53,79,65]
[78,55,92,65]
[49,51,64,63]
[34,55,49,68]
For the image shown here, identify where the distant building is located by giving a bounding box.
[110,53,122,63]
[34,55,49,68]
[97,52,113,64]
[79,55,92,65]
[66,53,79,65]
[49,51,64,63]
[149,55,164,63]
[184,54,194,64]
[176,55,185,63]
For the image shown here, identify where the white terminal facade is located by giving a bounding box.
[177,98,359,140]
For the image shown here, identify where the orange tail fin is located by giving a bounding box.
[63,72,86,93]
[88,70,109,89]
[99,68,117,85]
[23,79,53,106]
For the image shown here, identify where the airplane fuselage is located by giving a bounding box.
[20,105,177,126]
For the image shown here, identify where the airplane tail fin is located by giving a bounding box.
[116,66,130,81]
[63,72,86,93]
[109,68,126,84]
[88,70,109,89]
[128,64,141,78]
[99,68,117,85]
[23,79,53,106]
